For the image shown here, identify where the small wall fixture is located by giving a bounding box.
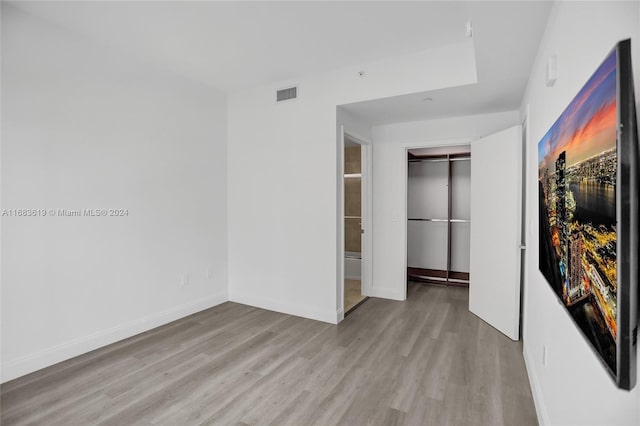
[546,55,558,87]
[465,20,473,38]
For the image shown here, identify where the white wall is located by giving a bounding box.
[370,110,520,300]
[520,1,640,425]
[336,107,373,315]
[1,5,228,382]
[227,40,477,323]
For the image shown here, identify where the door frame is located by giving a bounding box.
[520,105,530,341]
[402,139,474,300]
[337,128,372,322]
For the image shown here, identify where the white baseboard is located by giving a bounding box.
[336,308,344,323]
[370,287,405,301]
[229,292,337,324]
[523,343,550,426]
[1,292,228,383]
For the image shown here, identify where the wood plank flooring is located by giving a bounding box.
[1,282,538,426]
[344,279,366,313]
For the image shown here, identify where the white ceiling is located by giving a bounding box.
[341,1,552,125]
[11,1,549,96]
[9,1,468,92]
[11,1,552,123]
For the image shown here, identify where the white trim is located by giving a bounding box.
[521,104,531,343]
[338,125,346,319]
[370,287,405,301]
[523,344,550,426]
[513,125,524,340]
[230,292,337,324]
[359,136,373,298]
[0,292,228,383]
[336,308,345,323]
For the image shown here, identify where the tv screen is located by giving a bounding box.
[538,39,638,390]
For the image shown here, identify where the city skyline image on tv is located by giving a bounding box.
[538,49,618,373]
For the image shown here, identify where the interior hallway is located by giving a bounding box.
[1,282,537,425]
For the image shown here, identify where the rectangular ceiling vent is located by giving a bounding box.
[276,86,298,103]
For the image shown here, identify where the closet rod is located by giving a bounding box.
[408,218,470,223]
[408,156,470,163]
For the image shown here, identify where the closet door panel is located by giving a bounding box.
[451,222,471,273]
[451,160,471,220]
[407,161,448,220]
[407,221,448,270]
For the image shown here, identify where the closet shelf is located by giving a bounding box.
[408,158,449,163]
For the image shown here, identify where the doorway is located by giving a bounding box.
[406,145,471,289]
[401,126,523,341]
[343,134,369,316]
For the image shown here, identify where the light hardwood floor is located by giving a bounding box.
[1,283,538,425]
[344,279,366,313]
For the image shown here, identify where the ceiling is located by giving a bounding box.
[11,1,550,99]
[341,1,552,125]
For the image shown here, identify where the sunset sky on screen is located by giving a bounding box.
[538,50,617,173]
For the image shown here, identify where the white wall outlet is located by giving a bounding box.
[205,267,212,279]
[542,345,548,367]
[181,273,189,286]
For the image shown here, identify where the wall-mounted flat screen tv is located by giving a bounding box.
[538,39,638,390]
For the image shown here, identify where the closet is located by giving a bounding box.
[407,146,471,286]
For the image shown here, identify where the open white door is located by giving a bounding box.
[469,125,522,340]
[360,142,372,297]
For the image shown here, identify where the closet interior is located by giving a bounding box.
[407,146,471,286]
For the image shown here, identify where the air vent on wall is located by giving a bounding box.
[276,86,298,103]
